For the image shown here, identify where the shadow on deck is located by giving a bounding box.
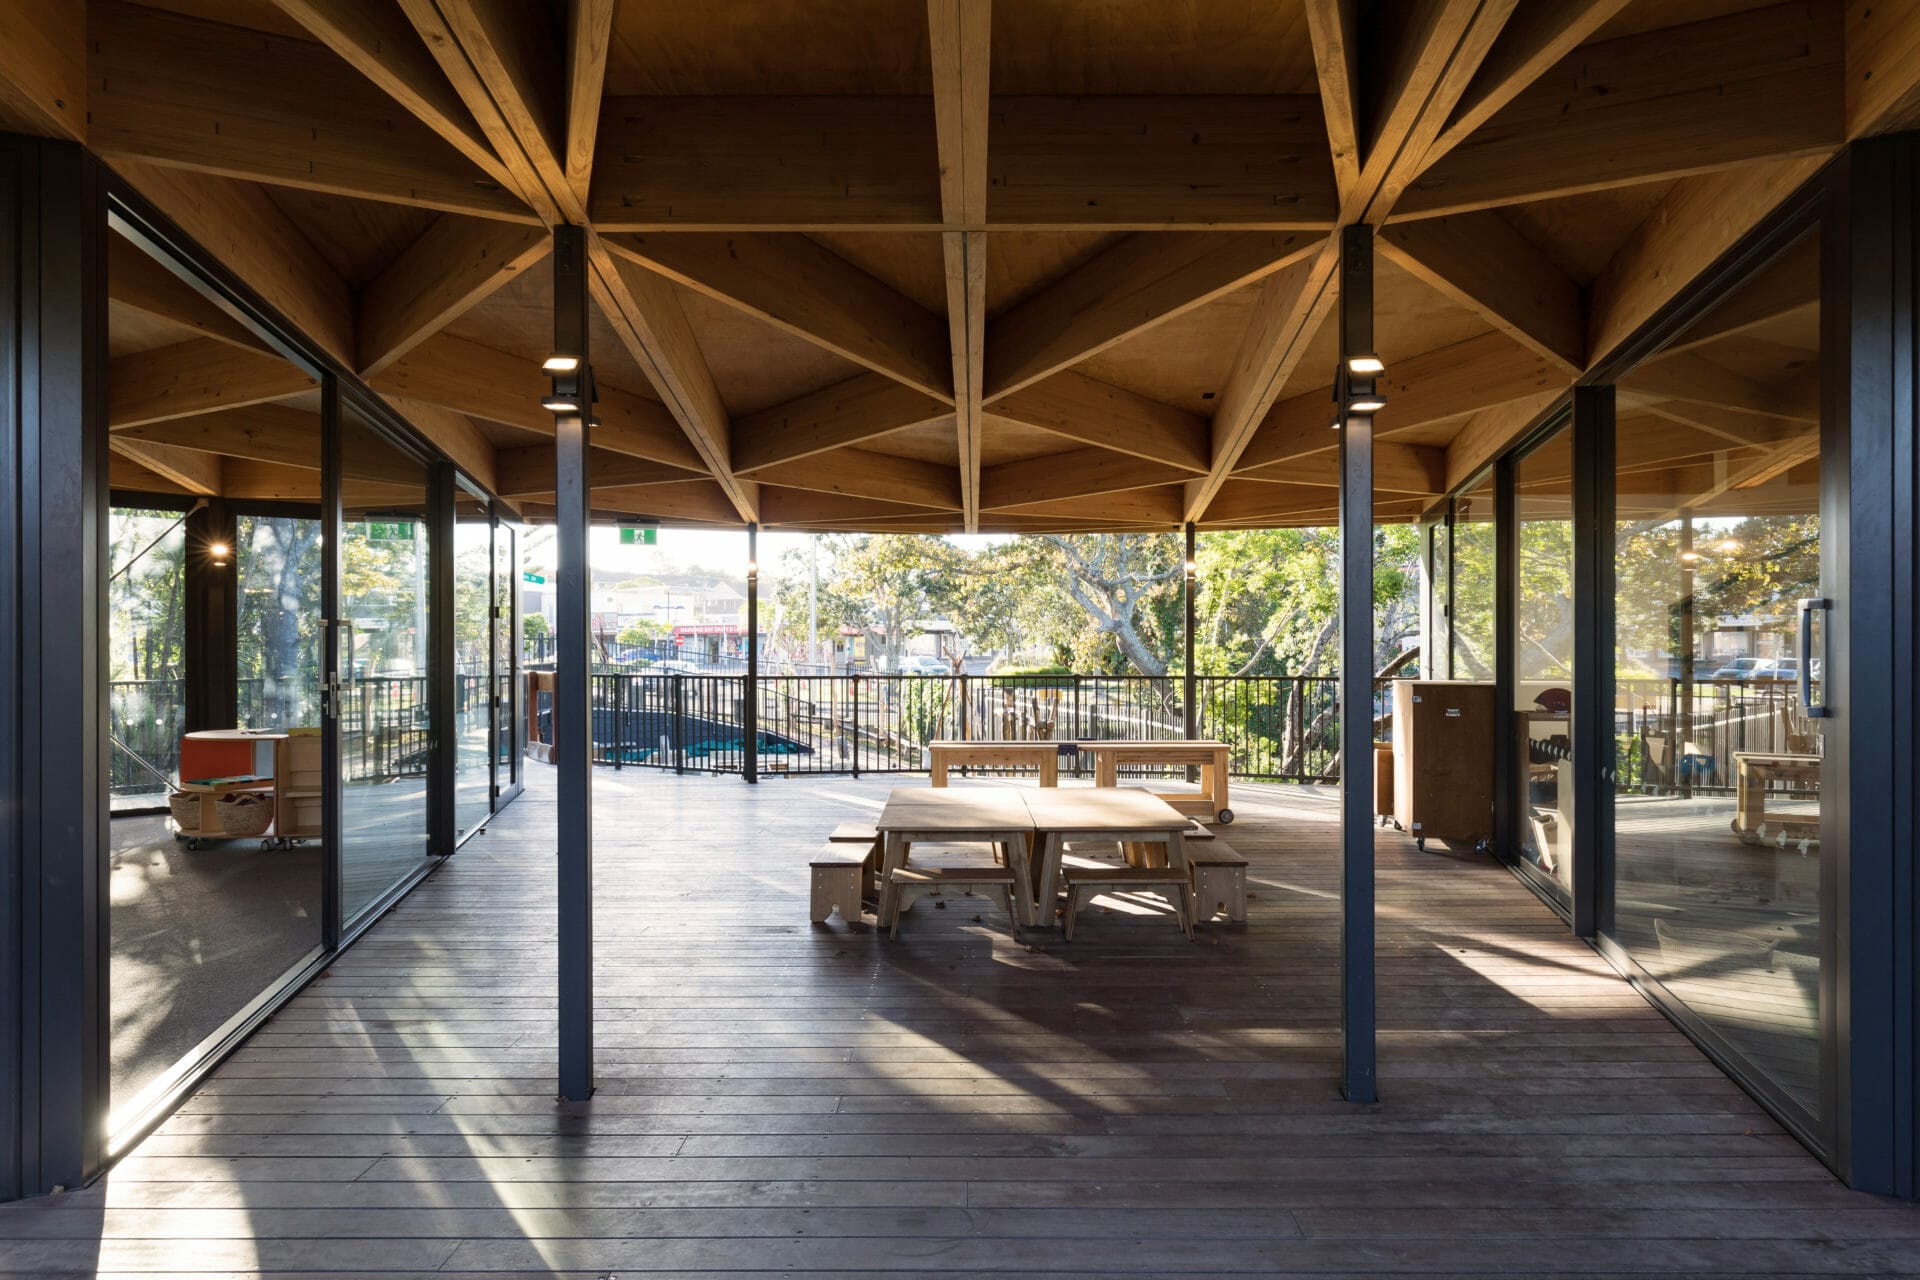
[3,767,1917,1276]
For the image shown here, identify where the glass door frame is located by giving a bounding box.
[1584,172,1841,1163]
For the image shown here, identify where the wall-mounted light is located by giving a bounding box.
[746,560,759,580]
[1347,394,1388,414]
[208,540,230,569]
[1718,537,1743,553]
[1679,550,1702,563]
[542,394,579,413]
[543,354,580,373]
[1183,558,1198,579]
[1346,354,1385,376]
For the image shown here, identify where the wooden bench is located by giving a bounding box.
[928,740,1062,787]
[1186,839,1248,924]
[1059,854,1193,941]
[884,864,1021,939]
[827,820,881,901]
[809,844,867,924]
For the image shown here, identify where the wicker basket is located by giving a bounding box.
[216,793,275,838]
[167,791,201,830]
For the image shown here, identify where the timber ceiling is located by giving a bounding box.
[14,0,1894,531]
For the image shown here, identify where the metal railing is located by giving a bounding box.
[553,671,1368,783]
[1612,675,1815,794]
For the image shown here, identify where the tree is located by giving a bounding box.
[1037,533,1182,676]
[617,618,667,649]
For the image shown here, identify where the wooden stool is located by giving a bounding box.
[1187,839,1248,923]
[827,820,881,901]
[810,845,867,924]
[1060,857,1192,941]
[885,865,1019,939]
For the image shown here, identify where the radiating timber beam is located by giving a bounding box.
[1624,350,1819,423]
[1395,3,1842,220]
[88,0,533,222]
[1343,0,1520,222]
[357,216,550,376]
[1848,0,1920,137]
[1587,155,1832,366]
[732,375,951,474]
[749,450,962,511]
[1631,397,1804,447]
[758,489,948,526]
[111,161,356,365]
[107,234,274,355]
[110,439,222,495]
[267,0,519,194]
[986,372,1210,473]
[990,486,1186,526]
[1238,441,1446,496]
[1378,213,1584,371]
[985,231,1320,401]
[927,0,991,530]
[1234,331,1563,473]
[376,394,499,494]
[590,250,758,521]
[1302,0,1362,204]
[0,0,86,140]
[565,1,616,209]
[115,405,322,470]
[368,332,705,471]
[604,233,954,401]
[980,448,1189,510]
[1658,232,1821,356]
[1184,244,1340,523]
[1421,0,1634,169]
[110,340,318,430]
[1443,390,1561,491]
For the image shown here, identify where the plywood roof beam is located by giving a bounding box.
[1239,441,1447,496]
[0,0,85,141]
[110,340,318,430]
[376,394,499,494]
[494,444,698,498]
[267,0,520,195]
[991,487,1186,527]
[731,375,951,475]
[110,438,222,496]
[605,233,954,401]
[984,231,1321,402]
[1395,3,1843,220]
[1443,390,1561,491]
[356,215,550,376]
[981,448,1191,511]
[928,0,991,530]
[986,372,1210,473]
[1849,0,1920,137]
[88,0,533,222]
[108,234,275,356]
[114,405,321,471]
[1379,212,1585,372]
[748,449,962,512]
[590,251,757,521]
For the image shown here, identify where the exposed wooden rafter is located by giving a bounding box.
[732,376,951,475]
[1379,212,1585,371]
[981,448,1189,511]
[928,0,992,530]
[0,0,85,141]
[110,340,317,430]
[987,372,1210,473]
[749,449,962,512]
[356,215,550,376]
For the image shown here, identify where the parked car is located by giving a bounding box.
[1706,656,1774,681]
[644,659,705,676]
[893,655,952,675]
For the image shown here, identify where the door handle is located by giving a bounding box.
[1798,597,1830,718]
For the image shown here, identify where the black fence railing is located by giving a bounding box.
[1612,676,1815,794]
[554,672,1373,783]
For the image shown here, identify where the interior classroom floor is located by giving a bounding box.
[24,766,1919,1276]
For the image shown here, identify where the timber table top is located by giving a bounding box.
[1020,786,1190,832]
[875,786,1034,834]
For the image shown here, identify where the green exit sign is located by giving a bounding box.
[619,527,657,545]
[364,520,415,541]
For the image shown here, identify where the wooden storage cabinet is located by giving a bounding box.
[1390,680,1494,849]
[277,731,323,840]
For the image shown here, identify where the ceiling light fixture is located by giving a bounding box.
[1346,354,1385,376]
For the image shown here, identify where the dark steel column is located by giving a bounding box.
[1568,386,1611,940]
[183,499,238,731]
[428,465,456,854]
[744,524,759,784]
[1183,522,1198,744]
[0,137,109,1198]
[1336,225,1377,1104]
[320,376,342,951]
[550,226,595,1101]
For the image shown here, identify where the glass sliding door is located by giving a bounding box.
[1610,224,1827,1130]
[496,516,521,799]
[236,512,323,730]
[108,505,189,808]
[454,487,493,839]
[1511,426,1576,907]
[337,402,436,922]
[1450,473,1496,680]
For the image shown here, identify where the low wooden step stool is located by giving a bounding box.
[1060,856,1193,941]
[810,844,868,924]
[826,820,880,901]
[1187,839,1248,924]
[885,864,1020,939]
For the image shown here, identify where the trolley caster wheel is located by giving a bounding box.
[1216,809,1234,825]
[1415,836,1427,852]
[186,838,204,851]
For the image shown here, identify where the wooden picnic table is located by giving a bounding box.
[1733,751,1821,844]
[928,739,1061,787]
[874,784,1191,931]
[1080,739,1233,824]
[875,788,1039,927]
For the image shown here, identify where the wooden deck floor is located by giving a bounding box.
[4,767,1919,1276]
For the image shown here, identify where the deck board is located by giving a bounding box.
[3,767,1917,1276]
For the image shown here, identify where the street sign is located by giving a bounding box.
[619,527,657,545]
[522,571,546,584]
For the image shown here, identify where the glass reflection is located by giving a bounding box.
[1611,227,1823,1116]
[1512,429,1575,905]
